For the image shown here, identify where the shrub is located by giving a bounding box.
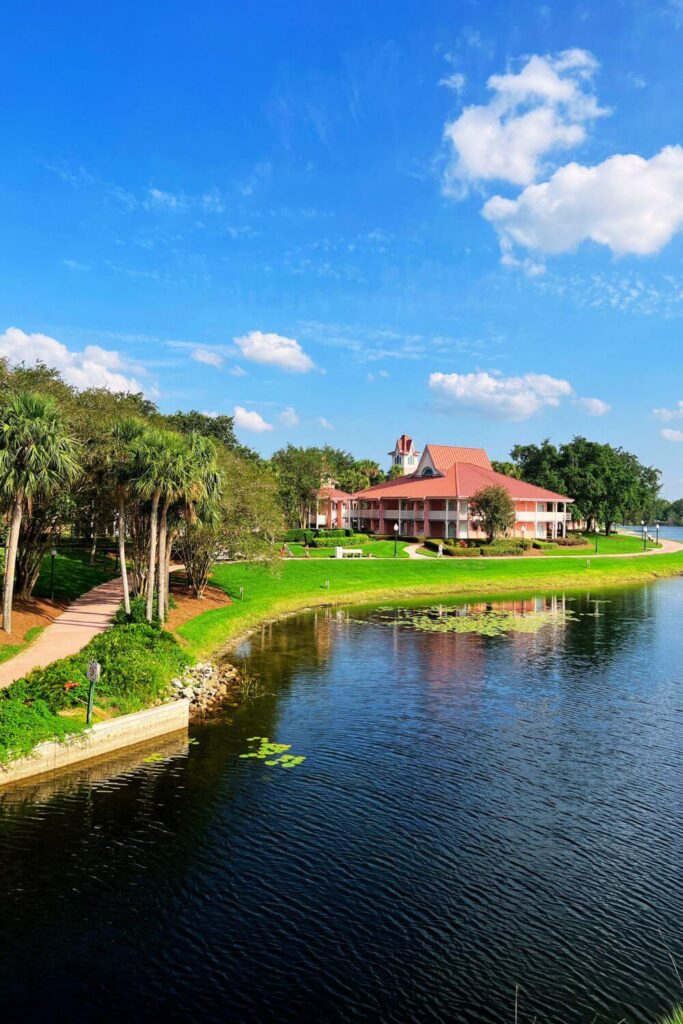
[555,535,587,547]
[0,695,85,764]
[317,528,351,538]
[312,534,369,548]
[445,546,483,557]
[8,623,191,718]
[480,542,524,556]
[423,539,481,556]
[282,529,315,544]
[532,540,558,550]
[112,593,177,626]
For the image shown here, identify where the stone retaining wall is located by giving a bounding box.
[0,699,190,787]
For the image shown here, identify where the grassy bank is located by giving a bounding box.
[0,621,190,765]
[176,549,683,656]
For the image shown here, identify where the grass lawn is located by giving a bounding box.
[175,550,683,657]
[31,547,118,602]
[288,541,411,558]
[0,626,45,666]
[538,533,660,556]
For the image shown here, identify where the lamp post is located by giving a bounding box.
[594,526,599,553]
[641,519,646,551]
[521,524,526,549]
[50,547,57,601]
[656,521,660,546]
[393,522,399,558]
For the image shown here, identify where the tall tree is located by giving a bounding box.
[0,393,80,633]
[469,485,516,542]
[133,428,180,624]
[109,417,146,616]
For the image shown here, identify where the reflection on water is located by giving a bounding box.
[0,581,682,1023]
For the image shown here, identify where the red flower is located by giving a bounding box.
[63,681,79,691]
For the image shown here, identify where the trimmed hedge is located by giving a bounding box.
[555,535,588,547]
[282,529,315,544]
[312,534,369,548]
[423,539,482,557]
[480,544,524,557]
[317,528,351,538]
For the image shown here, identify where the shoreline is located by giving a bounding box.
[178,551,683,658]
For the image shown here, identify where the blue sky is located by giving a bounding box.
[2,1,683,493]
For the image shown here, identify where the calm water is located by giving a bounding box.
[621,523,683,542]
[1,582,683,1023]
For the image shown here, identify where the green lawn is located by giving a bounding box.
[176,550,683,657]
[0,626,45,665]
[31,548,117,602]
[538,533,660,556]
[288,541,411,558]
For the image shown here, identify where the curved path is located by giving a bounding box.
[0,576,123,689]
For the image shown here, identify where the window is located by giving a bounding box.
[422,467,434,477]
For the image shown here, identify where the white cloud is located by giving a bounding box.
[63,259,90,272]
[191,348,223,368]
[442,49,605,196]
[484,146,683,259]
[279,406,299,427]
[440,71,466,92]
[429,369,573,420]
[147,187,187,209]
[233,330,315,372]
[574,396,611,416]
[654,401,683,421]
[0,326,149,394]
[661,428,683,442]
[367,369,390,381]
[229,365,247,377]
[318,416,334,430]
[233,405,273,433]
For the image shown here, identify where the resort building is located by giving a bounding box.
[309,477,352,529]
[348,439,573,540]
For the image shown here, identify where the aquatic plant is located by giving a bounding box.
[239,736,306,769]
[660,1009,683,1024]
[375,606,574,637]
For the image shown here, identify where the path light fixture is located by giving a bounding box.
[656,521,660,545]
[50,547,58,601]
[641,519,647,551]
[393,522,399,558]
[521,525,526,550]
[594,527,599,554]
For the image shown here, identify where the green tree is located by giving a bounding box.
[270,445,325,527]
[469,485,516,543]
[0,393,80,633]
[491,460,522,479]
[109,417,146,616]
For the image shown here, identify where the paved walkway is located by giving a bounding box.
[0,576,123,689]
[405,537,683,561]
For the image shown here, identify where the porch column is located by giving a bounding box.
[423,499,431,538]
[379,500,385,535]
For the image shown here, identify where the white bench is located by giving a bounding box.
[335,547,363,559]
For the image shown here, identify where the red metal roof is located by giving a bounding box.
[352,461,571,503]
[424,444,492,471]
[317,486,351,501]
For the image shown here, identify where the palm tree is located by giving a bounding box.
[133,428,180,624]
[157,433,220,624]
[0,392,80,634]
[109,417,145,617]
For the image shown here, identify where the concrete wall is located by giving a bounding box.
[0,699,190,788]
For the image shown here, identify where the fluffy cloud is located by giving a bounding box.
[318,416,334,430]
[191,348,223,368]
[440,71,466,92]
[442,49,604,196]
[0,326,148,393]
[428,370,573,420]
[661,428,683,442]
[654,400,683,421]
[233,405,273,432]
[233,330,315,372]
[484,146,683,258]
[279,406,299,427]
[574,396,611,416]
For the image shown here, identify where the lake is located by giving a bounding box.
[1,581,682,1023]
